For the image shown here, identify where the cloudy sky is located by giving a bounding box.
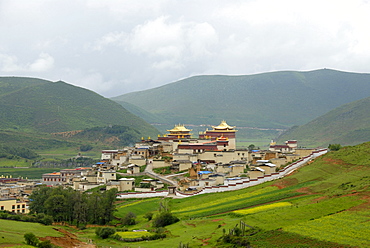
[1,0,370,97]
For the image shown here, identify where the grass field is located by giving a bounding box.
[0,219,62,247]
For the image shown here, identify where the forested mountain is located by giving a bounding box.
[0,77,158,137]
[276,96,370,147]
[112,69,370,129]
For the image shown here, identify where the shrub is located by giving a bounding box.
[24,232,39,246]
[328,144,342,151]
[96,227,116,239]
[144,212,153,221]
[38,240,53,248]
[152,212,179,227]
[122,212,136,226]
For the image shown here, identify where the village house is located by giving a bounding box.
[0,198,29,214]
[248,167,265,179]
[106,178,135,191]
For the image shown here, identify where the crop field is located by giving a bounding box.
[233,201,292,215]
[0,158,32,168]
[115,198,161,219]
[171,183,310,218]
[284,210,370,247]
[117,231,150,238]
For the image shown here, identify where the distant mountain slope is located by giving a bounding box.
[276,96,370,147]
[0,77,158,137]
[115,100,163,124]
[112,69,370,129]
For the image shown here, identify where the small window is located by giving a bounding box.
[12,205,15,209]
[22,204,25,208]
[17,205,20,209]
[0,206,4,210]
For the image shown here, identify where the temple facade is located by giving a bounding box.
[199,120,237,150]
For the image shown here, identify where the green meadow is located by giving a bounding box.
[0,219,62,247]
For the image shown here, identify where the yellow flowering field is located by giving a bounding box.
[233,202,292,215]
[118,200,143,209]
[117,231,150,238]
[173,186,278,213]
[284,210,370,247]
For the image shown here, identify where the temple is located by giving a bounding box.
[157,124,192,141]
[199,120,237,150]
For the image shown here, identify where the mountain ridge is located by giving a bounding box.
[112,69,370,129]
[0,77,159,137]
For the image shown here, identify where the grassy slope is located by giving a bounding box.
[106,142,370,247]
[0,77,159,137]
[277,96,370,147]
[0,219,62,247]
[112,69,370,129]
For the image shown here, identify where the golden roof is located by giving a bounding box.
[167,124,192,132]
[212,120,236,130]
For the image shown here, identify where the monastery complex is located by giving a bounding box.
[1,120,323,209]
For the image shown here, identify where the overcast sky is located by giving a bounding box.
[1,0,370,97]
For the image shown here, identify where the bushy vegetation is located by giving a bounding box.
[152,200,179,228]
[96,227,116,239]
[0,144,39,159]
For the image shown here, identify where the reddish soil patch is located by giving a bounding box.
[39,228,95,248]
[322,157,349,166]
[348,192,370,211]
[211,219,223,222]
[186,222,196,227]
[201,238,211,246]
[295,187,314,194]
[271,178,299,189]
[312,195,328,203]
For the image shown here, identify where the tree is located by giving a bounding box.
[248,144,256,151]
[122,212,136,226]
[29,186,52,214]
[45,194,67,222]
[24,233,39,246]
[152,200,179,228]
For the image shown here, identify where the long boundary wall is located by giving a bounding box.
[117,148,328,199]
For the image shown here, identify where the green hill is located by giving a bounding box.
[112,69,370,129]
[0,77,159,136]
[276,96,370,147]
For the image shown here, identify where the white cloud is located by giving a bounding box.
[0,52,54,72]
[0,54,21,72]
[29,53,54,72]
[1,0,370,97]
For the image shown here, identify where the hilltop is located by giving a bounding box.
[0,77,158,136]
[112,69,370,129]
[277,96,370,147]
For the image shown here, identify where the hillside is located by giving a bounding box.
[0,77,158,137]
[276,96,370,147]
[112,69,370,129]
[108,142,370,247]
